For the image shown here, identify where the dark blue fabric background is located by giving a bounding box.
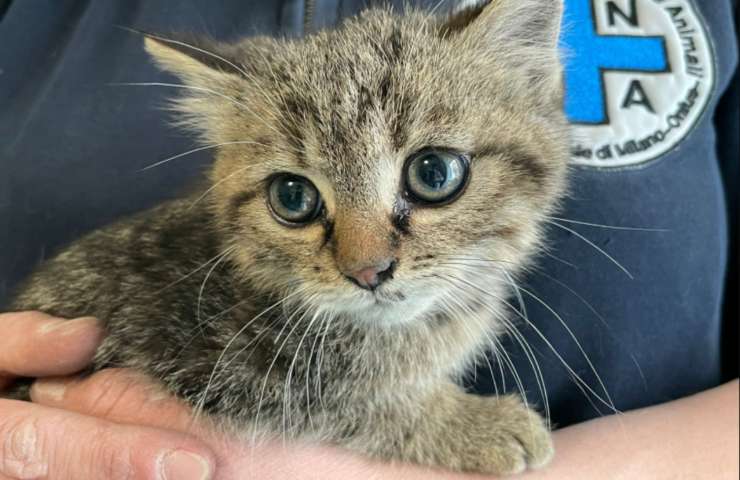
[0,0,737,428]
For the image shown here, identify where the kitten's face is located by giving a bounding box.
[146,0,568,326]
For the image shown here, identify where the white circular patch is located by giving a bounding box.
[561,0,715,168]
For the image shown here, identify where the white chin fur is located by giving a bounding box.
[317,284,445,328]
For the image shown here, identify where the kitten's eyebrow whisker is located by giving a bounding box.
[545,215,669,232]
[117,27,254,79]
[119,28,285,115]
[138,141,270,171]
[545,220,634,279]
[110,82,287,140]
[110,82,252,110]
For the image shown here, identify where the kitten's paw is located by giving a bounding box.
[474,395,554,475]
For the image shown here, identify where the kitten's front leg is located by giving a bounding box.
[363,383,554,475]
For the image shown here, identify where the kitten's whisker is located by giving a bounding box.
[455,291,507,392]
[155,246,235,295]
[305,312,329,433]
[315,310,335,420]
[500,317,552,427]
[196,249,232,337]
[502,269,551,426]
[438,289,501,389]
[110,82,287,140]
[246,294,314,440]
[545,215,669,232]
[219,314,283,370]
[512,283,618,414]
[440,277,540,442]
[173,297,251,363]
[134,32,286,116]
[545,220,634,279]
[434,271,619,414]
[540,250,579,269]
[283,309,322,438]
[525,266,610,330]
[117,27,253,79]
[438,266,548,422]
[445,255,621,362]
[486,329,540,444]
[138,141,269,171]
[187,164,256,211]
[218,290,314,375]
[430,0,450,15]
[214,283,306,370]
[192,286,311,425]
[253,296,317,446]
[110,82,252,111]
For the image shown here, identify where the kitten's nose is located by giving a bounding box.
[345,259,397,291]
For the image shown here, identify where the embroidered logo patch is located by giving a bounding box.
[560,0,715,168]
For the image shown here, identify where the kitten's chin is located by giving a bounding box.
[330,288,442,328]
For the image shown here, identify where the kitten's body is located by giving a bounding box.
[11,1,567,474]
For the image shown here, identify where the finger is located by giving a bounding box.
[0,311,103,377]
[0,399,215,480]
[31,369,199,434]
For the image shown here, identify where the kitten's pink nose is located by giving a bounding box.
[345,259,397,291]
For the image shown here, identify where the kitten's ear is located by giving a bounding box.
[442,0,563,99]
[441,0,563,49]
[141,32,245,85]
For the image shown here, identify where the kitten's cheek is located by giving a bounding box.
[30,369,198,433]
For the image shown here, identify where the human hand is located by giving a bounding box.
[30,368,491,480]
[31,365,740,480]
[0,311,217,480]
[23,311,737,480]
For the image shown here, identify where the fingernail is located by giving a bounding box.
[31,380,67,402]
[39,316,98,335]
[158,450,212,480]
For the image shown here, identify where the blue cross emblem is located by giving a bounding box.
[560,0,669,124]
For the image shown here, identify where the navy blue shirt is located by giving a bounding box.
[0,0,737,428]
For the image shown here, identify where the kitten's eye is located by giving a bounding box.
[405,149,469,204]
[268,174,322,225]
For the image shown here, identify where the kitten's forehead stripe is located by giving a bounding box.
[279,95,319,169]
[267,22,418,194]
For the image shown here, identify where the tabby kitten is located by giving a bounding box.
[11,0,568,474]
